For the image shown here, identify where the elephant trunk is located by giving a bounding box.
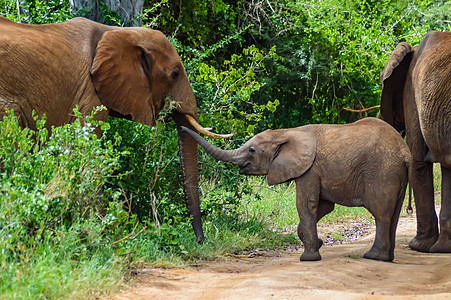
[174,115,204,242]
[181,126,241,164]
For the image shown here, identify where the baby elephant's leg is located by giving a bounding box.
[295,175,322,261]
[297,200,335,249]
[363,191,403,262]
[363,217,392,261]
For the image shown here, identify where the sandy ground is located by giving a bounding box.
[113,214,451,299]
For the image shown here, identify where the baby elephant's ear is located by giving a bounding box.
[267,128,316,186]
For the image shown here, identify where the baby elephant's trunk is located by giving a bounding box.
[181,126,240,164]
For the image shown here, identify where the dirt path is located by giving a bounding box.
[113,215,451,299]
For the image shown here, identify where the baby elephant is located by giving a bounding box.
[182,118,411,262]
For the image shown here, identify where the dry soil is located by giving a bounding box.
[113,213,451,299]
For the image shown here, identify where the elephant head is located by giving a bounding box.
[181,126,316,186]
[89,26,232,242]
[90,27,229,137]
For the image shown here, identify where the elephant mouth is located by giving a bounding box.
[239,162,251,174]
[109,109,133,120]
[239,162,263,176]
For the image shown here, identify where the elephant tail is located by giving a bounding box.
[405,155,413,215]
[407,184,413,214]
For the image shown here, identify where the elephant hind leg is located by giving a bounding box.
[408,160,439,252]
[387,185,407,260]
[430,166,451,253]
[364,187,405,262]
[363,219,392,261]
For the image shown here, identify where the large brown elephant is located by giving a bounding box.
[379,31,451,252]
[0,16,231,242]
[181,118,411,262]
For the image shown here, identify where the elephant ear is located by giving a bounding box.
[267,128,316,186]
[91,29,155,126]
[379,42,414,132]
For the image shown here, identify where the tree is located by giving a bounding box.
[69,0,144,26]
[15,0,144,26]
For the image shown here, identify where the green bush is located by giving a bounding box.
[0,107,140,297]
[0,107,120,231]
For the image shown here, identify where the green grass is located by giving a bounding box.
[0,228,126,299]
[434,163,442,197]
[237,177,373,231]
[237,163,444,230]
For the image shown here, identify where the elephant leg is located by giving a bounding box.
[297,200,334,249]
[408,159,438,252]
[316,200,335,248]
[403,97,439,252]
[388,188,407,260]
[317,199,335,220]
[295,175,321,261]
[363,216,392,261]
[363,183,405,262]
[430,166,451,252]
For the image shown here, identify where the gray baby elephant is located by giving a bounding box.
[182,118,411,262]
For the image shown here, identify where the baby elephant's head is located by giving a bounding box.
[181,126,316,186]
[233,133,279,176]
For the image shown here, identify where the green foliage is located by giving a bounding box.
[97,0,124,26]
[15,0,73,23]
[105,118,190,224]
[0,107,120,230]
[148,0,450,127]
[196,44,279,137]
[0,108,136,298]
[5,0,125,26]
[0,0,15,18]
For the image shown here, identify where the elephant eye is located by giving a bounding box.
[249,147,256,154]
[171,70,180,81]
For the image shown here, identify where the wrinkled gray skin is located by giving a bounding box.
[379,31,451,253]
[182,118,411,261]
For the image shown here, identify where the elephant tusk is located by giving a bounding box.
[185,115,233,139]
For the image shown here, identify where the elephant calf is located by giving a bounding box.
[182,118,411,262]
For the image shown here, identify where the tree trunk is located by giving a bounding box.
[15,0,29,23]
[16,0,144,26]
[70,0,144,26]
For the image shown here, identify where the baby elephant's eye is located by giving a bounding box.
[249,147,256,154]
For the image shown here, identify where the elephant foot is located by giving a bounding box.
[409,235,438,253]
[363,248,392,262]
[429,235,451,253]
[300,250,321,261]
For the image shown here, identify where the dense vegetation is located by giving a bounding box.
[0,0,449,298]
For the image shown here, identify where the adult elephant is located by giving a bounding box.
[379,31,451,253]
[0,16,231,242]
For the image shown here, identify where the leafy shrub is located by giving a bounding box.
[0,107,123,253]
[0,107,142,297]
[15,0,73,23]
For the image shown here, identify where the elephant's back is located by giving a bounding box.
[0,17,100,129]
[317,118,410,165]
